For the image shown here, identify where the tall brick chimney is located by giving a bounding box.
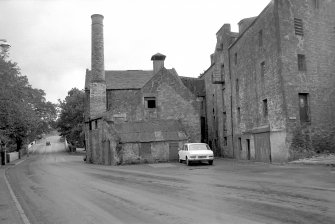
[151,53,166,75]
[90,14,106,118]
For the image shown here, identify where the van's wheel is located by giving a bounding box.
[186,157,191,166]
[179,156,182,163]
[209,160,213,165]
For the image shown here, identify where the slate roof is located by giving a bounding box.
[180,77,206,97]
[85,69,180,90]
[85,70,154,90]
[113,120,188,143]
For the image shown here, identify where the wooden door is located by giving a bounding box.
[140,143,152,161]
[169,142,179,161]
[254,132,271,162]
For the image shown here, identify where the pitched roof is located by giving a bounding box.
[113,119,188,143]
[85,70,154,90]
[85,69,179,90]
[180,76,206,97]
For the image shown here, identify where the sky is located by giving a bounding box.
[0,0,270,103]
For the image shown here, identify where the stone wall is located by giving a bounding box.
[277,0,335,159]
[201,65,223,156]
[228,2,289,162]
[106,89,142,122]
[142,68,201,143]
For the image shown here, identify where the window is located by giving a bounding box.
[144,97,156,108]
[95,120,98,129]
[260,61,265,85]
[224,137,227,146]
[238,138,242,151]
[299,93,310,123]
[89,122,92,130]
[234,53,237,65]
[298,54,306,71]
[223,111,227,131]
[259,30,263,47]
[313,0,319,9]
[236,79,240,97]
[263,99,268,118]
[237,107,241,123]
[294,18,303,36]
[222,88,225,106]
[213,108,215,114]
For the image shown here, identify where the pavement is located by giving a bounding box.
[0,158,26,224]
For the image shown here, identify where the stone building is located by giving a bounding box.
[201,0,335,162]
[84,14,204,165]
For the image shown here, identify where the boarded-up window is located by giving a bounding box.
[259,30,263,47]
[234,53,237,65]
[144,97,156,108]
[298,54,306,71]
[299,93,310,123]
[294,18,303,36]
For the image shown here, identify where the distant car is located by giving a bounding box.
[46,141,51,146]
[178,143,214,166]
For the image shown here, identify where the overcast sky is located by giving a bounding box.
[0,0,270,103]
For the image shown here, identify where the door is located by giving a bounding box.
[254,132,271,162]
[103,140,111,165]
[246,139,251,160]
[201,117,206,143]
[140,143,152,161]
[169,142,179,161]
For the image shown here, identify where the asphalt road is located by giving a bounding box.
[6,135,335,224]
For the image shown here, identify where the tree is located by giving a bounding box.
[57,88,85,148]
[0,54,56,151]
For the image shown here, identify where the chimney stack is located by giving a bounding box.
[91,14,105,82]
[90,14,106,118]
[151,53,166,75]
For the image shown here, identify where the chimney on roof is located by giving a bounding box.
[90,14,106,118]
[151,53,166,75]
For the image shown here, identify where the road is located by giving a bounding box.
[6,135,335,224]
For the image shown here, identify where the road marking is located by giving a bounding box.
[4,168,31,224]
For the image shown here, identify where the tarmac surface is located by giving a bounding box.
[1,135,335,224]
